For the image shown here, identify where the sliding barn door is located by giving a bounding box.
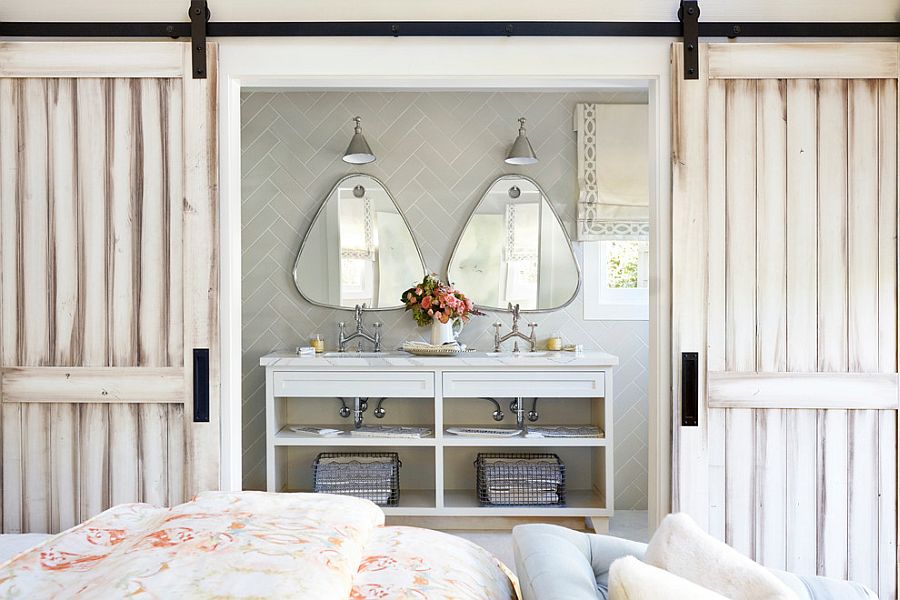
[672,43,899,598]
[0,42,219,534]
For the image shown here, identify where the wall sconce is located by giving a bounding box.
[505,117,538,165]
[342,116,376,164]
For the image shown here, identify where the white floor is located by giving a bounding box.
[451,510,650,574]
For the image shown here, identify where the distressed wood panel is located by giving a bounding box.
[675,45,899,596]
[708,43,900,80]
[708,372,899,409]
[0,47,219,531]
[1,367,185,403]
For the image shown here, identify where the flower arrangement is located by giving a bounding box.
[401,274,483,326]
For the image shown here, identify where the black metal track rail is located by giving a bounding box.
[1,21,898,39]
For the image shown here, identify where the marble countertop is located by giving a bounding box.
[260,349,619,369]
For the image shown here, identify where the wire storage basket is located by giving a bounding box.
[313,452,401,506]
[475,452,566,506]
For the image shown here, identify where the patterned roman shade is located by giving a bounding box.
[574,103,650,241]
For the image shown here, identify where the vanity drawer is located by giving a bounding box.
[441,371,605,398]
[272,371,434,398]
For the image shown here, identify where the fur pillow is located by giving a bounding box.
[609,555,730,600]
[644,513,797,600]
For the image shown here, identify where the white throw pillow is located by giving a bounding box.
[645,513,798,600]
[609,555,730,600]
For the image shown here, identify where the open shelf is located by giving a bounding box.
[275,425,436,447]
[442,489,610,517]
[442,427,606,447]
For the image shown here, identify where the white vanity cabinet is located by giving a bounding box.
[261,351,618,531]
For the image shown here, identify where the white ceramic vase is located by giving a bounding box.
[430,319,456,345]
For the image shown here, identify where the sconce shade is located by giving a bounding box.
[343,116,376,164]
[505,117,538,165]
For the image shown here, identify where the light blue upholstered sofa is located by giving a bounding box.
[513,524,878,600]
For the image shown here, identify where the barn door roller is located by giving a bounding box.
[189,0,209,79]
[679,0,700,80]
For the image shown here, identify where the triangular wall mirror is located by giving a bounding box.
[293,174,427,310]
[447,175,580,312]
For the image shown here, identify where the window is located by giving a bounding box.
[583,240,649,320]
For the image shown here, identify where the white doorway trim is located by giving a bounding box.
[216,38,673,527]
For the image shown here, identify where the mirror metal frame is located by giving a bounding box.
[446,174,582,313]
[292,173,428,311]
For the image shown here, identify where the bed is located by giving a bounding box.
[0,491,518,599]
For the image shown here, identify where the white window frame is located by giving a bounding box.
[583,240,649,321]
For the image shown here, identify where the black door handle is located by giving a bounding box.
[193,348,210,423]
[681,352,698,427]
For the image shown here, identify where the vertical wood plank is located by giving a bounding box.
[725,79,758,374]
[753,80,788,570]
[877,410,897,600]
[0,78,19,533]
[785,79,819,576]
[785,410,818,575]
[755,409,787,569]
[1,404,22,533]
[165,78,184,369]
[847,79,880,373]
[19,78,52,533]
[75,78,110,521]
[109,77,138,369]
[79,404,108,518]
[848,409,879,591]
[108,404,140,506]
[725,408,755,558]
[183,44,220,494]
[845,78,881,594]
[47,78,80,533]
[22,404,50,532]
[817,79,849,373]
[167,403,185,506]
[138,78,166,368]
[723,78,756,560]
[49,403,78,531]
[108,78,140,505]
[21,78,50,369]
[877,79,897,375]
[818,409,849,579]
[77,78,109,368]
[137,78,169,505]
[756,79,787,373]
[707,78,727,542]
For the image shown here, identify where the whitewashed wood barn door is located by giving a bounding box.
[0,42,219,533]
[672,43,899,598]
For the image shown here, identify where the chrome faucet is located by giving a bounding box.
[338,304,382,352]
[493,303,537,352]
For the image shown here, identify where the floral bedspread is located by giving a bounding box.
[0,492,517,600]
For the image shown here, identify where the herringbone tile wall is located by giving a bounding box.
[241,90,650,509]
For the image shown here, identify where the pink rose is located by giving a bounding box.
[421,296,432,310]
